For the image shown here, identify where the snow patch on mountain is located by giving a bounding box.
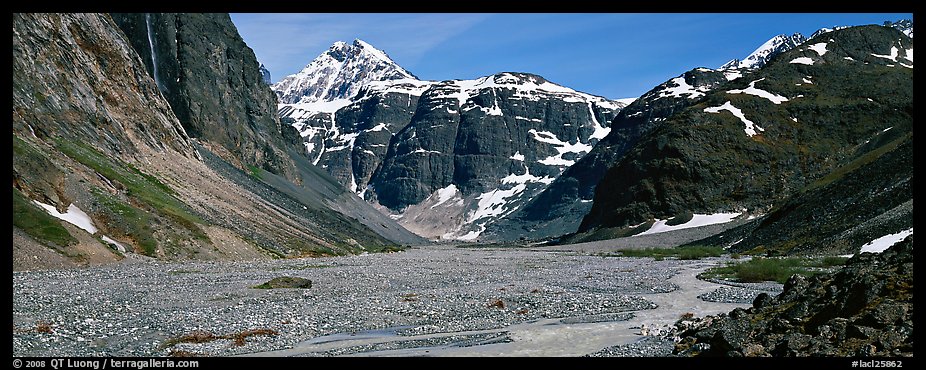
[809,26,849,39]
[872,46,901,62]
[285,98,354,115]
[789,57,815,65]
[429,73,620,111]
[635,212,742,237]
[807,42,829,56]
[455,165,555,241]
[32,200,98,234]
[661,76,710,99]
[529,129,593,167]
[860,228,913,254]
[727,78,789,104]
[704,101,764,137]
[363,78,435,97]
[615,97,638,105]
[723,69,744,81]
[431,184,460,209]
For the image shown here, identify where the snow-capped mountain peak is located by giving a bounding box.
[724,20,913,71]
[272,39,417,105]
[722,33,807,70]
[886,19,913,38]
[809,26,850,40]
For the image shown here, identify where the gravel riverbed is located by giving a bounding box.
[12,246,776,357]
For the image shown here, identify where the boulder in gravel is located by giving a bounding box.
[252,276,313,289]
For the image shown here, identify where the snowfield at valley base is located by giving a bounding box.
[12,245,777,357]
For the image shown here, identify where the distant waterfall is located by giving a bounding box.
[145,13,163,91]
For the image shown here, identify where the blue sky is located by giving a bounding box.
[231,13,911,99]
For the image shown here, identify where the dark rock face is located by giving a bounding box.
[674,237,913,357]
[485,67,734,241]
[13,13,194,162]
[278,66,622,240]
[110,13,299,182]
[13,13,214,262]
[12,12,194,213]
[694,133,912,256]
[312,87,424,195]
[579,26,913,237]
[369,74,620,239]
[106,16,423,247]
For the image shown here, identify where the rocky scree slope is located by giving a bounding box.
[674,236,913,357]
[12,13,408,271]
[578,25,913,249]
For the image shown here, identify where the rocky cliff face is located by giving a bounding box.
[13,14,195,163]
[110,13,300,182]
[579,25,913,243]
[371,73,622,240]
[674,236,913,357]
[13,13,413,271]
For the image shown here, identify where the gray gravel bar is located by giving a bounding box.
[13,245,749,357]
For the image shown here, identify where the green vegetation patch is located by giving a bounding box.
[700,256,849,283]
[606,245,725,260]
[246,164,263,180]
[13,188,78,248]
[90,188,157,256]
[56,140,209,244]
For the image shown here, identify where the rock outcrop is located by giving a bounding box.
[674,236,913,357]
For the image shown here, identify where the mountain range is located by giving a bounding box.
[272,40,626,240]
[11,14,913,272]
[268,19,912,248]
